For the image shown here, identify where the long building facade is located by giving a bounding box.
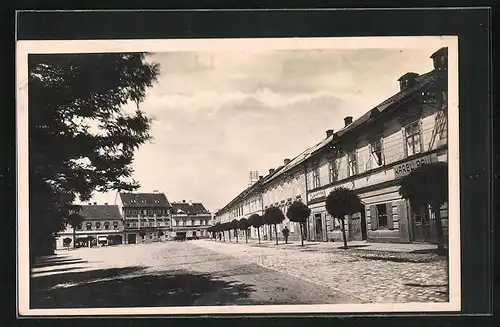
[55,204,125,250]
[215,47,449,245]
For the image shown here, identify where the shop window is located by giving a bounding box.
[404,121,422,157]
[140,221,146,227]
[370,139,384,167]
[376,204,388,228]
[328,159,338,183]
[312,167,320,188]
[347,151,358,176]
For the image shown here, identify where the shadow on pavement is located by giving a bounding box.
[31,266,257,308]
[33,259,89,269]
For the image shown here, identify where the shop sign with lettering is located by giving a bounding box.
[393,154,438,179]
[308,189,326,201]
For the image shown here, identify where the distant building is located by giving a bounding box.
[116,191,172,244]
[55,204,125,250]
[171,200,212,239]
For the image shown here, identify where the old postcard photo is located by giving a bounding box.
[17,36,460,315]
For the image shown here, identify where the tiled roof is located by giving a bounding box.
[172,202,210,215]
[119,192,172,208]
[78,205,122,221]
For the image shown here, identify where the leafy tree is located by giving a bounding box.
[139,230,147,239]
[399,162,448,255]
[263,207,285,245]
[67,210,85,249]
[231,219,240,243]
[238,218,250,243]
[325,187,362,249]
[29,53,159,261]
[248,213,264,244]
[286,201,311,246]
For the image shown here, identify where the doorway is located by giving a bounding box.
[412,205,432,242]
[314,213,323,241]
[127,233,137,244]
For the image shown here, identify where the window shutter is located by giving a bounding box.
[370,205,378,230]
[386,202,394,230]
[329,215,334,231]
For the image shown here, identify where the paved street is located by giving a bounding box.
[30,239,448,308]
[30,241,358,308]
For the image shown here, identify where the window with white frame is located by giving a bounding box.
[370,138,384,167]
[312,167,320,188]
[347,151,358,176]
[328,159,338,183]
[404,121,422,157]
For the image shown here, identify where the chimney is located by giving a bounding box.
[104,202,108,205]
[188,200,193,206]
[259,176,263,180]
[182,200,186,203]
[93,202,97,205]
[269,168,275,174]
[284,158,291,165]
[326,129,334,138]
[344,116,353,127]
[88,202,92,205]
[153,190,159,194]
[398,72,419,91]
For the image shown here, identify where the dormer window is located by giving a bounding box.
[398,72,420,91]
[431,47,448,71]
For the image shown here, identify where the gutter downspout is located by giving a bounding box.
[303,163,311,241]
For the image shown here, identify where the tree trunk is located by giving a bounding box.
[235,229,238,243]
[223,232,225,242]
[269,225,272,241]
[257,227,261,244]
[245,229,248,243]
[433,205,446,256]
[341,218,348,249]
[274,224,278,245]
[300,223,304,246]
[228,231,231,242]
[73,226,76,249]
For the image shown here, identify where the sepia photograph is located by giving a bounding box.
[16,36,460,315]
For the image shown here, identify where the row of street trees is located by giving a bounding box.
[209,162,448,255]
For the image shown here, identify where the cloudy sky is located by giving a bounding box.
[89,46,438,213]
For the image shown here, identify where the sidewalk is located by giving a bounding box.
[207,238,439,253]
[194,239,448,304]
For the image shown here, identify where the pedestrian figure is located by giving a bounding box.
[282,226,290,244]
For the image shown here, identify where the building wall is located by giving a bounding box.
[305,91,448,244]
[121,206,172,244]
[55,219,126,249]
[261,166,307,241]
[172,214,212,238]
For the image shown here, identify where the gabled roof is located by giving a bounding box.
[78,205,122,221]
[119,192,172,208]
[172,202,210,215]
